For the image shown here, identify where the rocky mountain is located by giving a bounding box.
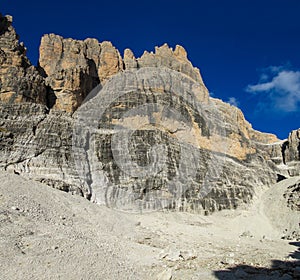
[0,15,46,104]
[282,129,300,176]
[0,13,299,213]
[39,34,123,111]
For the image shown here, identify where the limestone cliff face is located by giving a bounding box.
[0,14,299,213]
[39,34,123,112]
[283,129,300,163]
[258,129,300,177]
[282,129,300,176]
[73,67,280,212]
[0,103,88,197]
[39,36,206,112]
[0,14,46,104]
[124,44,204,84]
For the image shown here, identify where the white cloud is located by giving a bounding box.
[246,69,300,112]
[259,73,269,82]
[227,97,239,107]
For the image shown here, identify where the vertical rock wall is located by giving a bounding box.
[0,14,46,104]
[0,14,299,213]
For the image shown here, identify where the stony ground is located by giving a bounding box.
[0,171,299,280]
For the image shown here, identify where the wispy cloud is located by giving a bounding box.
[246,67,300,112]
[227,97,239,107]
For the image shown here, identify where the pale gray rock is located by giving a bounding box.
[0,15,299,215]
[283,181,300,212]
[72,67,280,212]
[282,129,300,176]
[0,103,89,198]
[0,67,283,213]
[156,269,173,280]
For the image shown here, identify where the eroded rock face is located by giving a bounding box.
[0,14,46,104]
[124,44,205,84]
[72,68,279,212]
[282,129,300,176]
[283,129,300,162]
[0,103,90,197]
[0,66,282,213]
[0,15,299,213]
[284,180,300,212]
[39,36,208,113]
[39,34,123,112]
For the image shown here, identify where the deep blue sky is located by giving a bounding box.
[2,0,300,139]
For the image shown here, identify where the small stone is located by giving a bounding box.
[165,249,182,262]
[228,259,235,265]
[11,206,19,211]
[158,250,168,260]
[240,231,253,238]
[135,221,141,226]
[156,268,172,280]
[180,250,197,261]
[222,258,235,265]
[51,246,59,250]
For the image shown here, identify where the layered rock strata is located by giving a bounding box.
[73,67,280,212]
[282,129,300,176]
[0,14,299,213]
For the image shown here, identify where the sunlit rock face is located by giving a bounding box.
[0,14,298,213]
[0,14,46,104]
[72,67,280,213]
[39,34,124,112]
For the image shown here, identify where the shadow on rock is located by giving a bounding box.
[214,242,300,280]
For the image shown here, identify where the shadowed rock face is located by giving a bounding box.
[284,181,300,212]
[0,14,299,213]
[282,129,300,176]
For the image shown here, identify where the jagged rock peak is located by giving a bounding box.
[0,14,46,104]
[0,14,17,43]
[39,34,207,112]
[123,43,204,84]
[38,33,124,112]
